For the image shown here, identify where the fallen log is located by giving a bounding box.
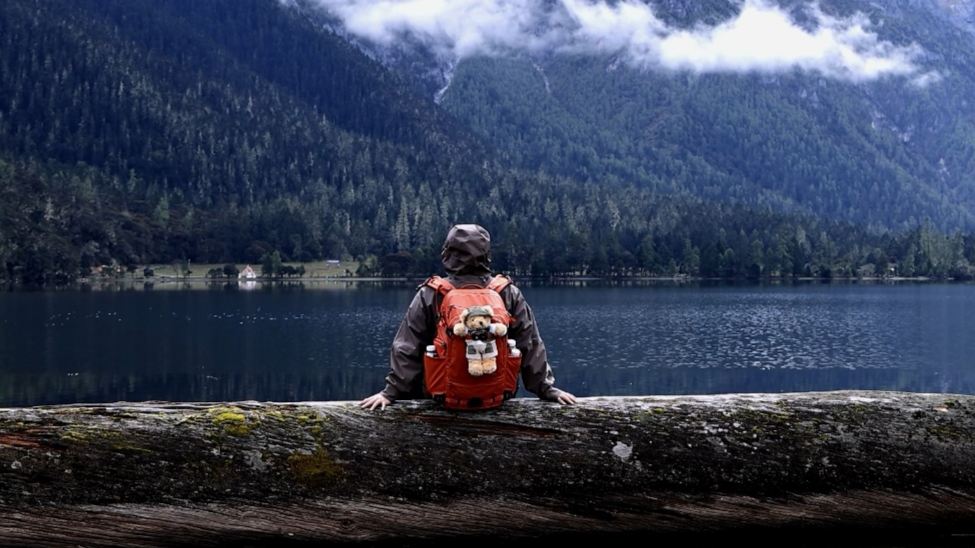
[1,391,975,546]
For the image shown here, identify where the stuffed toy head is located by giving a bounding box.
[461,306,493,331]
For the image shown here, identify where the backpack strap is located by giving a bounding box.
[422,276,455,328]
[487,274,517,328]
[423,275,455,297]
[486,274,512,294]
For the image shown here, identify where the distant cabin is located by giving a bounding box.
[238,265,257,280]
[325,259,340,265]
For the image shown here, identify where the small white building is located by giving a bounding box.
[238,265,257,280]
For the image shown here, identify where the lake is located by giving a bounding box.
[1,281,973,406]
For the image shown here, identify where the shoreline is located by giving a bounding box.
[2,273,963,290]
[61,273,958,286]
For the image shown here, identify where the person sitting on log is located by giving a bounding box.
[359,224,577,411]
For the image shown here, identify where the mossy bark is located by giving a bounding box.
[2,391,975,546]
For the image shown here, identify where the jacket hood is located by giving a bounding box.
[441,224,492,275]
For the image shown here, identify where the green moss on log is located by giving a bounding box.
[287,447,343,488]
[207,406,255,437]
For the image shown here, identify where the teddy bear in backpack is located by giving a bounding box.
[452,305,508,376]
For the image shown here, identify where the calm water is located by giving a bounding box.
[0,282,973,406]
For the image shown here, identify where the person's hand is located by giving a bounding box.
[549,388,577,405]
[359,392,392,411]
[556,390,577,405]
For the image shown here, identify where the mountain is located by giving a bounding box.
[0,0,499,281]
[0,0,974,283]
[312,0,975,231]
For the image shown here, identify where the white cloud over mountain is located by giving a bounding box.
[314,0,929,82]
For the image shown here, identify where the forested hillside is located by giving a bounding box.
[1,0,974,284]
[343,0,975,231]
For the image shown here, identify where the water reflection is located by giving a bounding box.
[0,282,972,406]
[238,280,258,291]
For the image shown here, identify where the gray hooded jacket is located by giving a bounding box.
[381,224,559,401]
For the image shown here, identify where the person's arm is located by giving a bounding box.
[360,286,435,410]
[503,283,576,404]
[383,286,436,401]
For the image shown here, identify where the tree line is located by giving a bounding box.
[3,158,973,285]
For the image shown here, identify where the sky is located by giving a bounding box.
[311,0,931,83]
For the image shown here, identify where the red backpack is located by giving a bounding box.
[422,274,522,410]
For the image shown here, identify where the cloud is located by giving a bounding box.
[312,0,930,82]
[318,0,554,59]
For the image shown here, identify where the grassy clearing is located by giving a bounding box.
[136,261,360,279]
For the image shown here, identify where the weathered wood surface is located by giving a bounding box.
[2,391,975,546]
